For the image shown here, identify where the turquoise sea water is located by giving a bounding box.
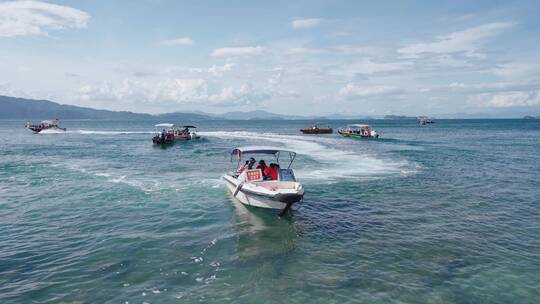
[1,119,539,303]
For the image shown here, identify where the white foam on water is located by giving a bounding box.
[68,163,222,193]
[39,129,66,134]
[199,131,417,181]
[63,163,162,192]
[94,172,112,177]
[70,130,154,135]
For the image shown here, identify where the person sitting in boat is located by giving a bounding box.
[256,159,267,170]
[265,163,279,180]
[247,157,256,170]
[161,129,166,141]
[257,160,270,179]
[237,160,249,174]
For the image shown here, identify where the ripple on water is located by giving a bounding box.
[1,119,539,303]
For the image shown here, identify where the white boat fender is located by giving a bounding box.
[233,182,244,197]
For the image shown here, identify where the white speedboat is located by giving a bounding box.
[25,118,66,133]
[223,146,305,215]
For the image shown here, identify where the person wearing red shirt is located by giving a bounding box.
[264,163,279,180]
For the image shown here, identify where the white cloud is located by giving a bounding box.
[209,83,270,106]
[286,47,325,55]
[78,78,269,106]
[432,55,473,67]
[331,45,379,55]
[472,91,540,108]
[492,63,540,78]
[211,46,265,57]
[332,31,351,37]
[207,63,235,76]
[162,63,235,77]
[338,84,402,98]
[398,22,514,59]
[335,59,412,76]
[291,18,321,29]
[79,79,208,103]
[161,37,194,46]
[154,79,209,103]
[447,81,540,93]
[267,67,284,87]
[0,0,90,37]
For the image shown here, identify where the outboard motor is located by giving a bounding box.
[370,130,379,138]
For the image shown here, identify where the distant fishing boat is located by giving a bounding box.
[25,118,66,133]
[338,124,379,139]
[417,116,435,125]
[223,146,305,216]
[174,125,200,140]
[300,125,333,134]
[152,123,175,145]
[152,123,201,145]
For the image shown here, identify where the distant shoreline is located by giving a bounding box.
[1,95,538,120]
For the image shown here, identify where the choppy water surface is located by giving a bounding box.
[1,119,539,303]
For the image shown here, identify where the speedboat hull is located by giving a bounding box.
[26,126,66,133]
[174,133,200,140]
[152,135,174,145]
[338,130,379,139]
[300,128,333,134]
[223,174,304,210]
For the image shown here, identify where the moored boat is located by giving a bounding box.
[223,146,305,216]
[338,124,379,139]
[25,118,66,133]
[300,125,333,134]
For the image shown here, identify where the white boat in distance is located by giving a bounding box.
[152,123,201,144]
[223,146,305,215]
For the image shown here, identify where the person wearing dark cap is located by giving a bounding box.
[247,157,256,170]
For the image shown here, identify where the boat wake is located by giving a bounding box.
[71,130,155,135]
[199,131,419,181]
[60,160,223,193]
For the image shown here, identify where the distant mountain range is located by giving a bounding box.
[0,95,371,120]
[2,95,538,120]
[0,96,218,120]
[383,115,417,120]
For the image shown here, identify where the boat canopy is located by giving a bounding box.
[231,146,296,156]
[348,124,370,128]
[231,146,297,169]
[155,123,175,128]
[183,125,196,128]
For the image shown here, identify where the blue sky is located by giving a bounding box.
[1,0,540,116]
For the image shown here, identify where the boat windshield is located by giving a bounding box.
[231,146,297,169]
[279,169,296,181]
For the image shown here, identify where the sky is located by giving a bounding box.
[1,0,540,116]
